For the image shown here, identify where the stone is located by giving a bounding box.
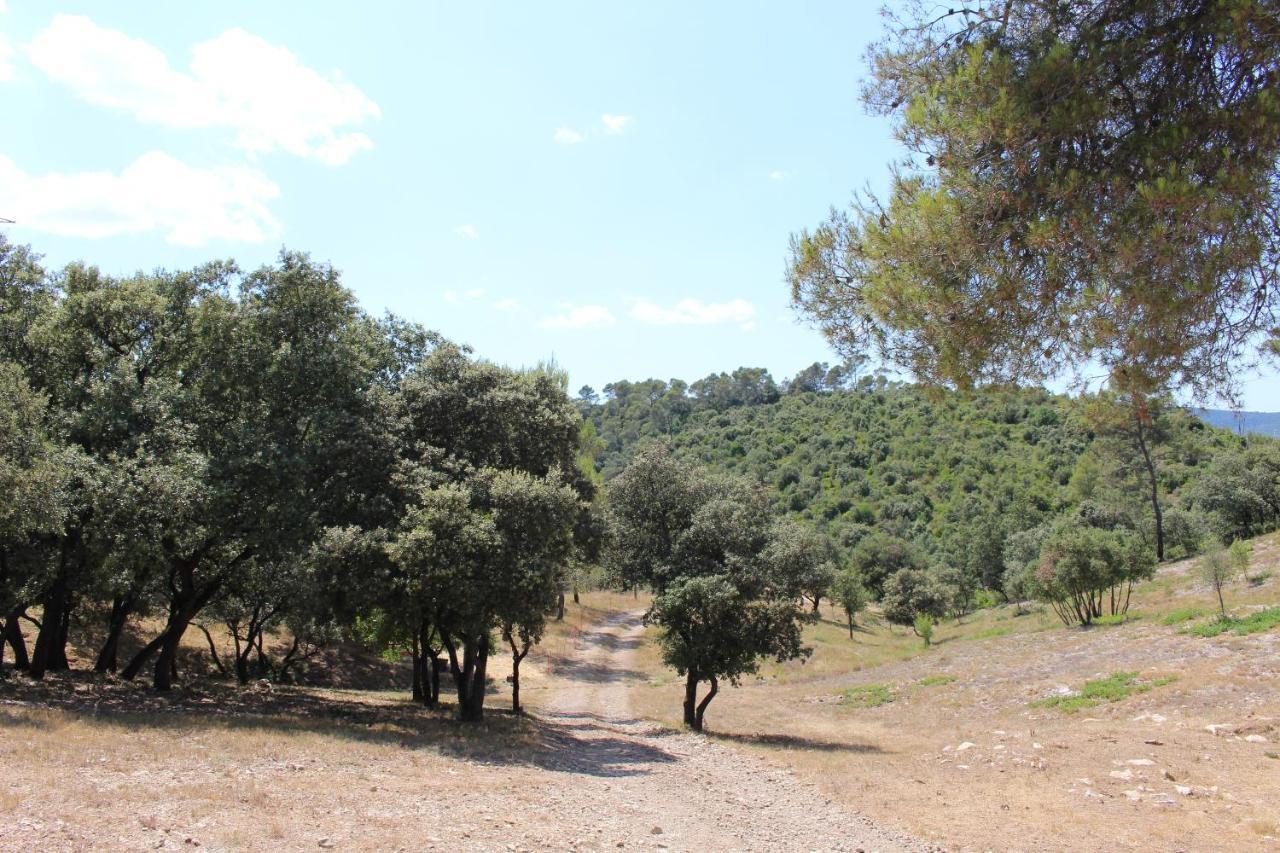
[650,827,663,835]
[1127,759,1156,766]
[1245,734,1268,744]
[1109,769,1134,781]
[956,741,976,752]
[1176,785,1194,796]
[318,840,336,850]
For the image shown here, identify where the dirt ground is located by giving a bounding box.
[628,542,1280,851]
[2,542,1277,851]
[0,608,926,852]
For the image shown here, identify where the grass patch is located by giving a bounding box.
[1032,671,1178,713]
[1247,570,1273,587]
[1265,751,1279,761]
[1187,607,1280,638]
[839,684,894,708]
[918,674,956,687]
[1161,606,1207,626]
[965,625,1014,641]
[1091,612,1142,626]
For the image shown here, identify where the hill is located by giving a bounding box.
[580,369,1264,593]
[1194,408,1280,438]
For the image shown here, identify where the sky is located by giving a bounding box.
[2,1,1278,409]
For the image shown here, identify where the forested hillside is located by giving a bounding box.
[580,366,1275,602]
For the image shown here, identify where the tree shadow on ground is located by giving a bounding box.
[539,653,649,684]
[706,729,888,754]
[0,674,674,778]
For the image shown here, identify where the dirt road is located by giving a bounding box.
[532,610,929,852]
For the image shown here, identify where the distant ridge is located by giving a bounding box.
[1193,408,1280,438]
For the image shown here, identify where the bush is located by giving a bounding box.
[913,613,935,646]
[1030,517,1156,625]
[880,568,948,628]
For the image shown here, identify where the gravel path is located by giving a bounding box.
[535,609,931,853]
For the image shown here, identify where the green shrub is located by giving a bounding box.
[1188,607,1280,638]
[913,613,936,646]
[919,674,956,687]
[1032,671,1178,712]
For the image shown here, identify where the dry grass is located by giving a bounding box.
[625,533,1280,851]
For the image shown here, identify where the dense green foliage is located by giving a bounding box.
[788,0,1280,403]
[0,238,590,722]
[606,445,813,730]
[583,370,1269,615]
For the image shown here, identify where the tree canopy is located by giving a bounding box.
[788,0,1280,403]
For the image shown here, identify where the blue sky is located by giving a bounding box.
[3,1,1278,409]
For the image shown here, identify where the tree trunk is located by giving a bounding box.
[683,670,700,730]
[1133,410,1165,562]
[811,596,821,615]
[410,631,424,703]
[572,587,580,605]
[417,622,440,707]
[153,608,197,691]
[94,594,135,673]
[556,591,565,622]
[2,608,29,671]
[847,614,854,638]
[30,569,72,679]
[430,656,442,706]
[506,628,530,715]
[197,623,228,677]
[694,675,719,730]
[458,635,489,722]
[441,633,467,706]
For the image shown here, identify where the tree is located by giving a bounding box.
[830,568,868,638]
[1199,540,1242,618]
[1187,443,1280,540]
[848,531,927,598]
[762,519,836,614]
[1081,393,1174,560]
[0,364,71,673]
[880,569,947,635]
[384,345,586,721]
[607,446,811,731]
[789,0,1280,405]
[1031,517,1156,625]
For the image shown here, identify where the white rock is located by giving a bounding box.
[1127,759,1156,766]
[956,741,976,752]
[1244,734,1268,743]
[1032,742,1044,750]
[1175,785,1194,796]
[1110,769,1135,781]
[1123,789,1142,801]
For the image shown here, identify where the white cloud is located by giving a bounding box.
[0,2,8,12]
[630,297,757,330]
[442,290,460,304]
[537,304,616,330]
[0,151,279,245]
[465,287,485,299]
[455,224,479,240]
[27,15,380,164]
[769,170,789,181]
[601,113,632,134]
[494,297,520,312]
[0,34,13,82]
[554,127,584,145]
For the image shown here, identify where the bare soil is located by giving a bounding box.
[628,547,1280,851]
[0,608,926,852]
